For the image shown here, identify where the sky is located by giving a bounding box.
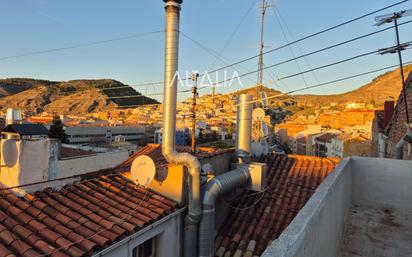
[0,0,412,101]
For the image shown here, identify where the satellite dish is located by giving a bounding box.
[131,155,156,187]
[251,141,263,157]
[1,139,18,168]
[252,108,266,122]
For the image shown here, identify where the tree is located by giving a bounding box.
[49,116,69,143]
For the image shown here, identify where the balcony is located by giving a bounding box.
[262,157,412,257]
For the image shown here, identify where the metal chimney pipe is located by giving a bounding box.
[162,1,202,257]
[236,94,252,163]
[198,166,250,257]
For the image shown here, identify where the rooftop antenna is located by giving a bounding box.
[376,9,412,123]
[256,0,274,106]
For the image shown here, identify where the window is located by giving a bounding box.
[133,238,156,257]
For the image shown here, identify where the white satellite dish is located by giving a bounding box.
[251,141,263,157]
[1,139,18,168]
[131,155,156,187]
[252,108,266,122]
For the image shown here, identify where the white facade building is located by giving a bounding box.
[65,125,145,145]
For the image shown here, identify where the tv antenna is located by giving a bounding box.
[256,0,275,106]
[376,9,412,123]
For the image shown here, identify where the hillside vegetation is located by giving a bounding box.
[0,79,158,115]
[293,64,412,106]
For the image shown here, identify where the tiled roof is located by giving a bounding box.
[2,124,49,136]
[59,147,96,159]
[315,133,339,143]
[215,154,339,257]
[116,144,235,172]
[0,172,177,257]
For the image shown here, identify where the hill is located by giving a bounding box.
[293,64,412,107]
[0,79,159,115]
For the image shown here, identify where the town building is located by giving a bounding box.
[64,125,146,145]
[329,133,371,158]
[154,128,190,146]
[314,133,340,157]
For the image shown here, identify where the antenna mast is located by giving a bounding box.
[257,0,267,87]
[257,0,273,105]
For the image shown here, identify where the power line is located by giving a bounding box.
[101,18,412,93]
[179,31,257,84]
[229,60,412,109]
[209,0,411,74]
[208,0,257,69]
[0,30,164,61]
[214,38,412,86]
[106,40,410,102]
[98,0,412,92]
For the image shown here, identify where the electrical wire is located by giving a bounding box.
[101,18,412,92]
[99,1,411,91]
[209,60,412,111]
[0,30,164,61]
[208,0,257,69]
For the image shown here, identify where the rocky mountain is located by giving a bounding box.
[0,79,159,115]
[292,64,412,107]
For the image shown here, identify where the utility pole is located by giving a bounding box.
[376,9,412,123]
[191,73,199,153]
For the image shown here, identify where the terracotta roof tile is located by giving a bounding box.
[0,171,177,257]
[215,154,339,257]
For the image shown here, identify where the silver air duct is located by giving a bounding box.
[396,123,412,159]
[236,94,252,163]
[198,94,253,257]
[162,1,202,257]
[198,166,250,257]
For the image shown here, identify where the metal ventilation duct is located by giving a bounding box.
[236,94,252,163]
[162,1,202,257]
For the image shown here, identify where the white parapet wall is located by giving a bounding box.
[261,157,412,257]
[0,138,129,195]
[350,157,412,211]
[54,150,129,178]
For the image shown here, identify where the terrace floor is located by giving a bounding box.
[339,205,412,257]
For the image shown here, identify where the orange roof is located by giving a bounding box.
[215,154,339,257]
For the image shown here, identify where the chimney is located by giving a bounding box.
[5,108,22,125]
[161,1,202,257]
[383,100,395,129]
[236,94,252,163]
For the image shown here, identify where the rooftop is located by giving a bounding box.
[116,144,235,171]
[261,157,412,257]
[315,133,340,143]
[2,124,49,136]
[215,154,339,257]
[59,147,96,159]
[0,172,177,257]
